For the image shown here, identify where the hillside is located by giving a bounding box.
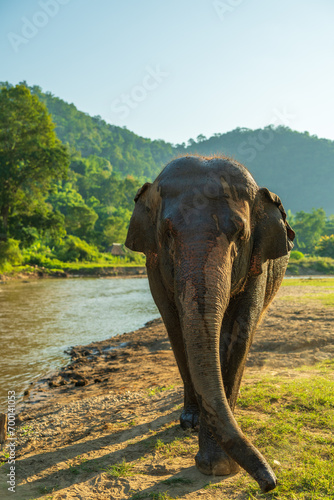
[21,83,173,180]
[34,89,334,214]
[5,82,333,214]
[1,82,334,270]
[176,127,334,214]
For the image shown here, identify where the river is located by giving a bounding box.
[0,277,159,411]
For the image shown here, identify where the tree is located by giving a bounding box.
[325,215,334,236]
[0,84,69,235]
[48,184,98,238]
[103,207,132,246]
[315,235,334,258]
[292,208,326,254]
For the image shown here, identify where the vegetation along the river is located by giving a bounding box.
[1,82,334,277]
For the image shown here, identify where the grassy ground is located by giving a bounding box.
[100,361,334,500]
[5,365,334,498]
[282,278,334,307]
[234,361,334,499]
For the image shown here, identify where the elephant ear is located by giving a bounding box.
[125,182,156,254]
[249,188,295,276]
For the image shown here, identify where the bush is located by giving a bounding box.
[56,235,100,262]
[22,243,61,269]
[0,239,22,266]
[24,254,63,269]
[315,235,334,259]
[290,250,305,260]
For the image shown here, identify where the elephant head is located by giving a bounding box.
[126,156,294,492]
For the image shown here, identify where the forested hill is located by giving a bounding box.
[5,83,334,214]
[28,84,173,180]
[32,85,334,214]
[175,128,334,214]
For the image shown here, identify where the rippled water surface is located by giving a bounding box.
[0,277,159,410]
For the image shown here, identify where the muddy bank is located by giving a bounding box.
[0,266,147,283]
[65,266,147,278]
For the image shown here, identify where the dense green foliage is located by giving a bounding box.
[315,235,334,259]
[0,85,146,271]
[1,82,334,274]
[26,83,173,179]
[0,85,69,236]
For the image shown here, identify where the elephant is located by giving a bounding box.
[125,155,295,492]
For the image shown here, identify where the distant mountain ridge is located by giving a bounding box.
[4,82,333,214]
[176,127,334,214]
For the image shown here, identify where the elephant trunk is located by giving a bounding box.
[175,236,276,492]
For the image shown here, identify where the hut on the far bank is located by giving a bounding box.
[108,243,125,257]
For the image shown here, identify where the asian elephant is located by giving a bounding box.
[125,156,295,492]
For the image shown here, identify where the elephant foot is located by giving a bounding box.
[195,449,240,476]
[180,406,200,431]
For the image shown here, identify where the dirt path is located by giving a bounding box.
[1,283,334,499]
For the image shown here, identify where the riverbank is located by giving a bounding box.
[1,280,334,499]
[0,264,147,282]
[1,255,334,282]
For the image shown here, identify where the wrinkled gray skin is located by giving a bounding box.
[125,156,295,492]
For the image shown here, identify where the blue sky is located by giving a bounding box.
[1,0,333,144]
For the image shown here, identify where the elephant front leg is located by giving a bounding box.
[147,267,199,430]
[180,385,199,431]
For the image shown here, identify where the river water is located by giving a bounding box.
[0,277,159,411]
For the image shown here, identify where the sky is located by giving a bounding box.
[1,0,334,144]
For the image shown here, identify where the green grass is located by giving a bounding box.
[282,278,334,287]
[232,361,334,499]
[203,481,224,490]
[161,477,193,485]
[147,385,175,396]
[101,361,334,499]
[153,436,197,458]
[281,277,334,306]
[281,291,334,307]
[287,292,334,307]
[104,458,135,478]
[20,425,34,436]
[0,451,9,468]
[130,492,175,500]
